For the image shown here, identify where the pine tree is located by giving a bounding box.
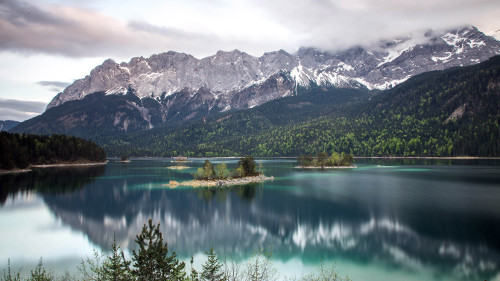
[3,259,20,281]
[29,258,52,281]
[189,256,199,281]
[237,156,257,177]
[78,249,105,281]
[132,218,186,281]
[102,234,131,281]
[317,152,329,168]
[201,247,225,281]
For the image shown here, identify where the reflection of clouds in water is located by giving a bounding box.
[33,160,500,281]
[0,196,95,263]
[48,194,500,281]
[384,244,425,271]
[288,217,500,280]
[292,220,355,250]
[439,244,461,259]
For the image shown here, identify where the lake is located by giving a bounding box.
[1,158,500,280]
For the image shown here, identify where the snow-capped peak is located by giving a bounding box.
[47,26,500,114]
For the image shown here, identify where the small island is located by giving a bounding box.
[297,152,355,168]
[118,155,131,163]
[166,156,273,188]
[166,165,190,170]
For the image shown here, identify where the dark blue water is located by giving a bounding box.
[1,158,500,280]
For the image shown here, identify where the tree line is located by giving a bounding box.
[2,218,351,281]
[0,132,106,170]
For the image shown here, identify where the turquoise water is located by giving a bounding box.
[1,158,500,280]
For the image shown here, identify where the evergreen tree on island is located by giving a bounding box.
[194,156,260,180]
[237,156,258,177]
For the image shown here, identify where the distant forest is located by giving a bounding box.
[103,56,500,158]
[7,56,500,158]
[0,132,106,170]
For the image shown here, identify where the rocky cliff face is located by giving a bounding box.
[41,26,500,129]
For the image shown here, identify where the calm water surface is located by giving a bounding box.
[1,158,500,280]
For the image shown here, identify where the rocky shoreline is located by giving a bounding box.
[165,175,274,188]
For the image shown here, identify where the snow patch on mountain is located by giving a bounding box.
[47,26,500,122]
[432,52,454,63]
[377,41,416,67]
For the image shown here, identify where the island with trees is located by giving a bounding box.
[0,131,106,173]
[297,152,355,168]
[167,156,273,188]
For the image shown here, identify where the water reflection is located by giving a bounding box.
[0,165,106,205]
[2,159,500,280]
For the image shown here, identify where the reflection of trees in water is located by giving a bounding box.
[38,170,500,281]
[196,185,260,202]
[0,165,106,205]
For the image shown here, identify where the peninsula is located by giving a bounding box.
[0,132,106,173]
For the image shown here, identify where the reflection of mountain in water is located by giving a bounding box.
[41,174,500,281]
[0,165,106,205]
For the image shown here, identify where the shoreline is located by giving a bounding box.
[296,165,357,169]
[354,156,500,160]
[31,161,108,168]
[1,161,107,175]
[165,175,274,188]
[111,156,500,161]
[0,168,31,175]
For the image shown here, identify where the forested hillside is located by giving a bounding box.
[11,92,154,139]
[102,55,500,157]
[0,132,106,170]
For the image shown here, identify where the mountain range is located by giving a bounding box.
[88,54,498,157]
[0,120,19,131]
[11,26,500,156]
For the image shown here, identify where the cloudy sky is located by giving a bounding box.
[1,0,500,121]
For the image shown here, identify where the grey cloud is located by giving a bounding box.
[37,81,71,92]
[0,0,498,59]
[0,98,46,121]
[254,0,500,52]
[0,1,231,58]
[126,20,227,56]
[0,1,153,57]
[128,21,189,38]
[0,0,66,26]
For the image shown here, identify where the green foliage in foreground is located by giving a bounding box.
[200,247,225,281]
[2,219,351,281]
[133,219,185,280]
[0,132,106,170]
